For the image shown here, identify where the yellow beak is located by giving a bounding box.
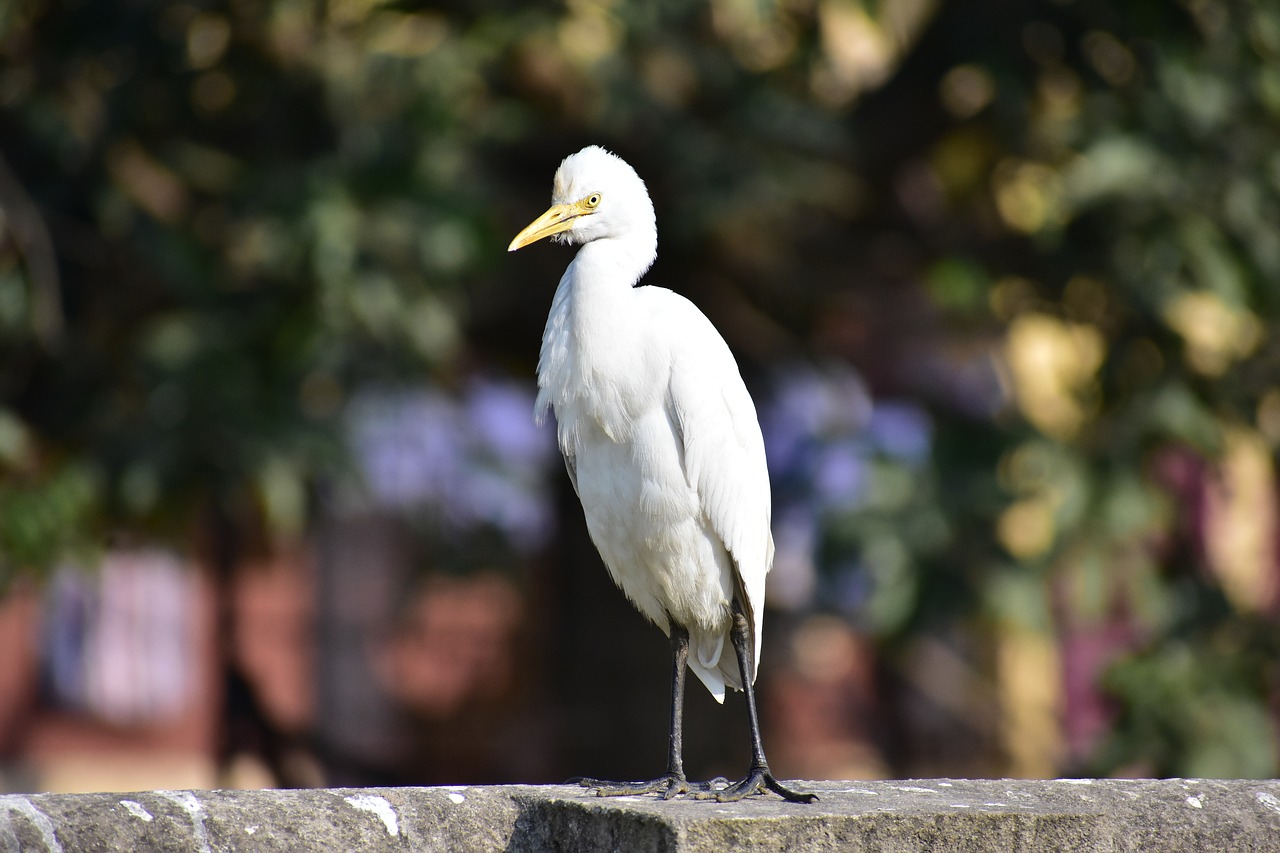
[508,200,592,251]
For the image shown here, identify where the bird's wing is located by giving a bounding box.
[562,449,580,498]
[662,293,773,683]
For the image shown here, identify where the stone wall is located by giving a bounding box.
[3,779,1279,852]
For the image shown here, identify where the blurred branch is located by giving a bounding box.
[0,149,63,349]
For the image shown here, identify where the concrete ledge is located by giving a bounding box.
[3,779,1279,852]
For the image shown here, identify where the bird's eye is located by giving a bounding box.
[586,193,602,208]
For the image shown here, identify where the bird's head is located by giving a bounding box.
[508,146,656,252]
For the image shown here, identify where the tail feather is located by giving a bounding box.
[686,630,742,704]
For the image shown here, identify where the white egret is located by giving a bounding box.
[509,146,815,803]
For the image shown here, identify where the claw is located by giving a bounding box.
[573,774,684,798]
[571,773,734,800]
[570,770,815,803]
[706,767,817,804]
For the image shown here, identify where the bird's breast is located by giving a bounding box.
[537,293,668,446]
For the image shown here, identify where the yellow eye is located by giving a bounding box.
[586,193,602,208]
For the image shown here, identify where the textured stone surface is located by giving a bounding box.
[2,779,1279,852]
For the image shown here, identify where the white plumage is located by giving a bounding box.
[509,146,813,803]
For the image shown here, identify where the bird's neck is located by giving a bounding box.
[564,235,657,346]
[573,232,657,290]
[563,240,648,346]
[534,235,662,437]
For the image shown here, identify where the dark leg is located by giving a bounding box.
[702,600,817,803]
[572,622,722,799]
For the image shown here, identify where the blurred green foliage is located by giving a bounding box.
[1,0,1278,777]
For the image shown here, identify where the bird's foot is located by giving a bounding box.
[691,766,818,803]
[568,774,730,801]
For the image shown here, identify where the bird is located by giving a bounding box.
[508,145,815,803]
